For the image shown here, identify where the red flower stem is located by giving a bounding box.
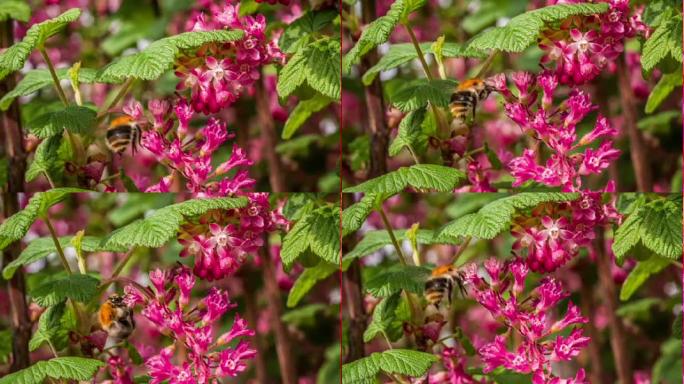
[595,233,633,384]
[255,77,285,192]
[360,0,390,177]
[0,19,31,371]
[259,239,298,383]
[241,272,268,383]
[616,56,652,192]
[579,274,606,383]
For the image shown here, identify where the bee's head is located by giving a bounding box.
[107,294,125,306]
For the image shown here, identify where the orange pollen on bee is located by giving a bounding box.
[431,265,455,276]
[99,303,115,328]
[456,79,483,91]
[109,115,134,127]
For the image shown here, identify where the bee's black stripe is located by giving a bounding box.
[107,125,132,139]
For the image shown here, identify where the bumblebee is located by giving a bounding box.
[449,78,495,132]
[424,265,467,309]
[105,115,140,154]
[99,294,135,342]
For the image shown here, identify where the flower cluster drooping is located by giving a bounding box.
[124,265,256,384]
[176,1,285,114]
[538,0,648,85]
[463,258,590,383]
[491,72,621,191]
[512,192,621,272]
[177,193,288,280]
[127,99,255,195]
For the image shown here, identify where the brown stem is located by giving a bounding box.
[595,232,633,384]
[0,20,31,372]
[255,77,286,193]
[343,258,367,362]
[579,277,606,384]
[616,56,652,192]
[240,267,269,383]
[260,240,297,383]
[360,0,389,178]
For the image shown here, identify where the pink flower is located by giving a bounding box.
[551,329,591,361]
[128,265,256,384]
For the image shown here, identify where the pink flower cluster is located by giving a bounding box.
[463,258,590,383]
[177,1,285,114]
[492,72,621,191]
[178,193,288,280]
[538,0,648,85]
[426,347,484,384]
[124,265,256,384]
[512,192,620,272]
[126,99,255,195]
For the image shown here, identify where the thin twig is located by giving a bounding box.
[448,236,472,265]
[404,24,432,81]
[97,77,135,120]
[110,248,136,280]
[42,170,56,189]
[39,48,69,106]
[378,208,407,265]
[45,215,72,274]
[474,50,499,79]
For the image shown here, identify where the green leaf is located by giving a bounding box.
[0,0,30,22]
[101,197,248,249]
[438,193,579,240]
[281,206,340,269]
[641,11,682,75]
[0,68,97,111]
[612,196,683,262]
[467,3,609,52]
[362,43,486,85]
[366,264,431,297]
[646,71,682,114]
[0,330,11,364]
[29,301,67,351]
[282,95,333,139]
[389,106,427,156]
[277,37,341,100]
[342,0,405,73]
[25,135,65,183]
[0,188,87,251]
[390,79,456,112]
[652,338,682,383]
[364,292,402,342]
[3,236,126,279]
[343,164,466,194]
[673,312,682,339]
[279,10,337,54]
[0,357,104,384]
[342,193,380,236]
[31,274,99,307]
[345,229,459,260]
[287,261,338,308]
[619,256,671,301]
[0,8,81,81]
[637,110,681,133]
[96,29,244,83]
[342,349,438,383]
[28,106,96,138]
